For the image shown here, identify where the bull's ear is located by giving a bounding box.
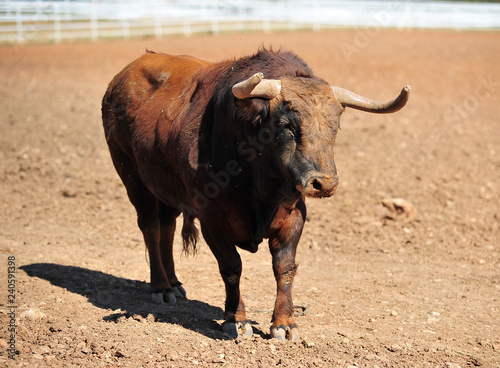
[332,85,410,114]
[232,73,281,100]
[234,97,270,128]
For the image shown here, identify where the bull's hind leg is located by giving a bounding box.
[158,203,186,300]
[127,184,178,304]
[130,186,179,304]
[106,137,175,304]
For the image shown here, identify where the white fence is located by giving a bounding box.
[1,0,500,44]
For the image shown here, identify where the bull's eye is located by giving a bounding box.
[287,123,299,140]
[278,125,295,140]
[278,117,289,128]
[276,116,299,142]
[279,119,294,134]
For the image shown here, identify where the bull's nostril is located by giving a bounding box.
[312,179,322,191]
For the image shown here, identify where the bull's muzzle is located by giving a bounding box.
[297,175,339,198]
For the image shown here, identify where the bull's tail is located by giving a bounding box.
[181,214,199,255]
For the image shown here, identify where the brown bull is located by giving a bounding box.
[102,49,410,340]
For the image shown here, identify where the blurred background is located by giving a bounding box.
[1,0,500,44]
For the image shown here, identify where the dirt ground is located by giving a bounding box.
[0,29,499,368]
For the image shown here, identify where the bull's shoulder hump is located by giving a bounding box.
[132,53,212,83]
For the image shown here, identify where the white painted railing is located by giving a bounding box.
[1,0,499,44]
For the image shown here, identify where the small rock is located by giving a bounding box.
[20,309,46,321]
[382,198,416,219]
[390,310,398,317]
[90,342,104,355]
[61,189,78,198]
[44,355,56,362]
[388,343,403,352]
[302,339,315,348]
[33,354,44,360]
[212,354,225,363]
[365,353,377,361]
[169,352,180,360]
[115,349,128,358]
[131,314,144,322]
[342,337,350,345]
[146,313,156,322]
[37,345,51,355]
[312,358,323,366]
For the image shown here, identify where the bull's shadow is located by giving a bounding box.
[20,263,257,340]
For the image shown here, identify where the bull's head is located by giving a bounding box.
[232,73,410,198]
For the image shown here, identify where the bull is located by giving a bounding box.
[101,49,410,341]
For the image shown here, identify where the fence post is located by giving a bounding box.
[154,10,162,38]
[211,2,219,35]
[263,0,270,33]
[313,0,320,32]
[237,0,244,31]
[54,3,62,44]
[90,2,98,42]
[184,19,191,37]
[122,18,130,40]
[16,3,23,43]
[211,18,219,35]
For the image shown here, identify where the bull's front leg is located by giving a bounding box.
[200,222,253,339]
[268,200,306,341]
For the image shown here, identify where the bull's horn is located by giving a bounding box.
[332,85,411,113]
[232,72,282,100]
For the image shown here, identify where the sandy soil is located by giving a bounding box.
[0,29,499,368]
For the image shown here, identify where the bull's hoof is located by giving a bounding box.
[172,283,187,299]
[151,289,177,305]
[222,321,253,339]
[270,324,300,341]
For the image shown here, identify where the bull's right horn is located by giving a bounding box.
[332,85,411,113]
[232,72,282,100]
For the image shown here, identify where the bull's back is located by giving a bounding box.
[102,52,212,148]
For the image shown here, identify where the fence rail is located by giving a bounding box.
[1,0,499,44]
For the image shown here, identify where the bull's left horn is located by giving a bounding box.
[332,85,410,114]
[232,72,281,100]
